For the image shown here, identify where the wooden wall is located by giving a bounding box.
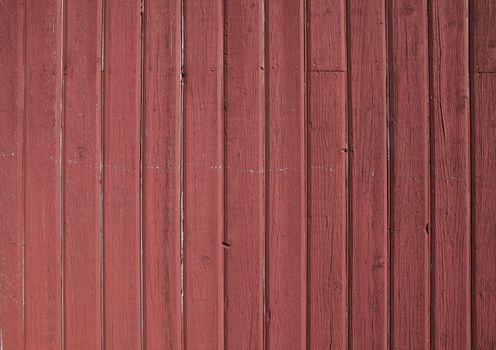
[0,0,495,348]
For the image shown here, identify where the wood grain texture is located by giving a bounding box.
[430,0,471,348]
[265,0,306,348]
[224,0,264,349]
[24,0,63,348]
[0,0,24,348]
[103,0,141,348]
[473,0,496,73]
[142,0,182,347]
[308,0,346,71]
[389,0,430,348]
[472,73,496,350]
[308,74,347,350]
[348,0,388,348]
[307,1,347,349]
[472,1,496,347]
[183,0,224,348]
[62,0,102,348]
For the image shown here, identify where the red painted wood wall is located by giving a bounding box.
[0,0,495,349]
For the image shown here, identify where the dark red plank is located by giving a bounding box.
[224,0,264,349]
[472,75,496,350]
[348,0,388,348]
[472,73,496,350]
[0,0,24,348]
[473,0,496,74]
[103,0,141,348]
[62,0,102,348]
[265,0,306,348]
[472,1,496,347]
[308,73,347,350]
[389,0,430,348]
[430,0,471,348]
[307,0,347,348]
[24,0,63,348]
[142,0,182,347]
[308,0,346,71]
[183,0,224,348]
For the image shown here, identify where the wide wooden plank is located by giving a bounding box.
[430,0,471,348]
[265,0,306,348]
[389,0,430,348]
[307,0,347,349]
[103,0,141,348]
[348,0,388,348]
[224,0,264,349]
[142,0,182,347]
[24,0,63,348]
[62,0,102,348]
[183,0,224,348]
[472,1,496,347]
[0,0,24,348]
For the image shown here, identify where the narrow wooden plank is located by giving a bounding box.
[0,0,24,348]
[348,0,387,348]
[308,73,347,350]
[307,0,347,348]
[472,1,496,347]
[142,0,182,347]
[183,0,224,348]
[224,0,264,348]
[62,0,102,348]
[430,0,471,348]
[472,73,496,350]
[265,0,306,348]
[473,0,496,74]
[389,0,430,348]
[103,0,141,348]
[24,0,63,348]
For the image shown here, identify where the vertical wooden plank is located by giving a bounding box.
[265,0,306,348]
[430,0,471,348]
[0,0,24,348]
[389,0,430,348]
[62,0,102,348]
[103,0,141,348]
[224,0,264,349]
[183,0,224,348]
[24,0,63,348]
[472,74,496,350]
[307,0,347,349]
[142,0,182,347]
[472,1,496,348]
[472,0,496,74]
[348,0,387,348]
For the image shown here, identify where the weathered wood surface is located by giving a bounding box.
[265,0,306,348]
[430,1,471,348]
[348,0,388,348]
[389,0,430,348]
[142,0,182,347]
[183,0,224,348]
[63,0,102,348]
[472,1,496,348]
[0,1,494,348]
[224,0,264,349]
[103,0,142,348]
[307,0,347,348]
[24,0,63,348]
